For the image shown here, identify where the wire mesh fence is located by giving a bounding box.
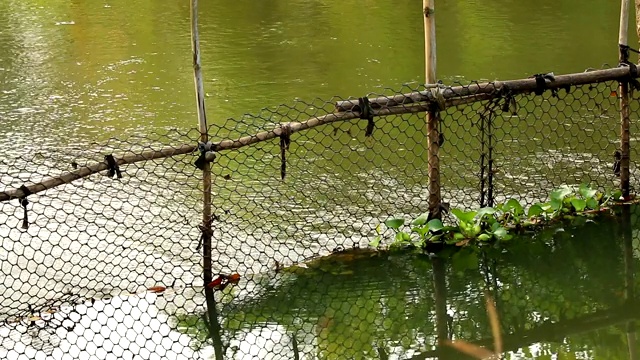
[1,66,640,359]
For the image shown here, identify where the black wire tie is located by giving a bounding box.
[104,154,122,179]
[19,185,32,229]
[195,142,216,170]
[279,124,291,180]
[358,97,375,137]
[531,73,555,95]
[613,150,621,177]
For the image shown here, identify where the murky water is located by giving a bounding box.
[1,0,640,359]
[0,0,634,145]
[207,206,640,359]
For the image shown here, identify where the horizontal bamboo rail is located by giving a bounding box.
[0,66,634,202]
[0,145,196,202]
[3,96,490,202]
[336,66,639,112]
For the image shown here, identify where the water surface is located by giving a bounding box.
[1,1,639,359]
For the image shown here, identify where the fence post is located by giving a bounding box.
[190,0,213,297]
[636,0,640,53]
[423,0,442,219]
[487,113,495,207]
[620,0,631,198]
[480,115,486,207]
[190,1,223,359]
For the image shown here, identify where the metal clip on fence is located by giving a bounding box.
[195,141,216,170]
[357,97,375,137]
[104,154,122,179]
[19,185,31,229]
[279,123,291,180]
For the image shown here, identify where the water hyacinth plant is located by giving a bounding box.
[372,184,623,250]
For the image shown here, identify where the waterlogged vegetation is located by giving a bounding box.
[374,184,624,250]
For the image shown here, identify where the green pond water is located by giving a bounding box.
[186,206,640,359]
[0,0,635,145]
[2,1,640,359]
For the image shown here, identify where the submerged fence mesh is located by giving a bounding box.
[2,67,640,359]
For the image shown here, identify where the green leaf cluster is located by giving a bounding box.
[372,184,622,250]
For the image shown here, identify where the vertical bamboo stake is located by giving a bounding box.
[190,0,213,294]
[479,115,486,207]
[190,2,223,359]
[424,0,436,83]
[620,0,631,198]
[632,31,640,359]
[487,114,494,207]
[424,0,441,219]
[636,0,640,50]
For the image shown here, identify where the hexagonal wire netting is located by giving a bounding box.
[1,69,639,359]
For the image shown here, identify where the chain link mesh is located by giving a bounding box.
[1,69,640,359]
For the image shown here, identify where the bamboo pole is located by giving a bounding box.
[0,102,464,202]
[424,0,441,219]
[0,145,196,202]
[479,114,487,207]
[424,0,436,83]
[335,66,638,112]
[636,0,640,57]
[622,0,631,43]
[190,0,213,286]
[190,1,223,359]
[620,0,631,198]
[2,65,640,203]
[487,113,494,207]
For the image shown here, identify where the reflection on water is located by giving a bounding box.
[175,205,640,359]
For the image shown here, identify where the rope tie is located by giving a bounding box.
[195,142,216,170]
[531,73,555,95]
[104,154,122,178]
[618,45,640,90]
[196,216,215,251]
[279,123,292,180]
[358,97,375,137]
[19,185,31,229]
[429,86,446,112]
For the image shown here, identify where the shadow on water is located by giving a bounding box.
[180,204,640,359]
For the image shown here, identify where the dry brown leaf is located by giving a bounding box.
[227,273,241,284]
[147,286,167,293]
